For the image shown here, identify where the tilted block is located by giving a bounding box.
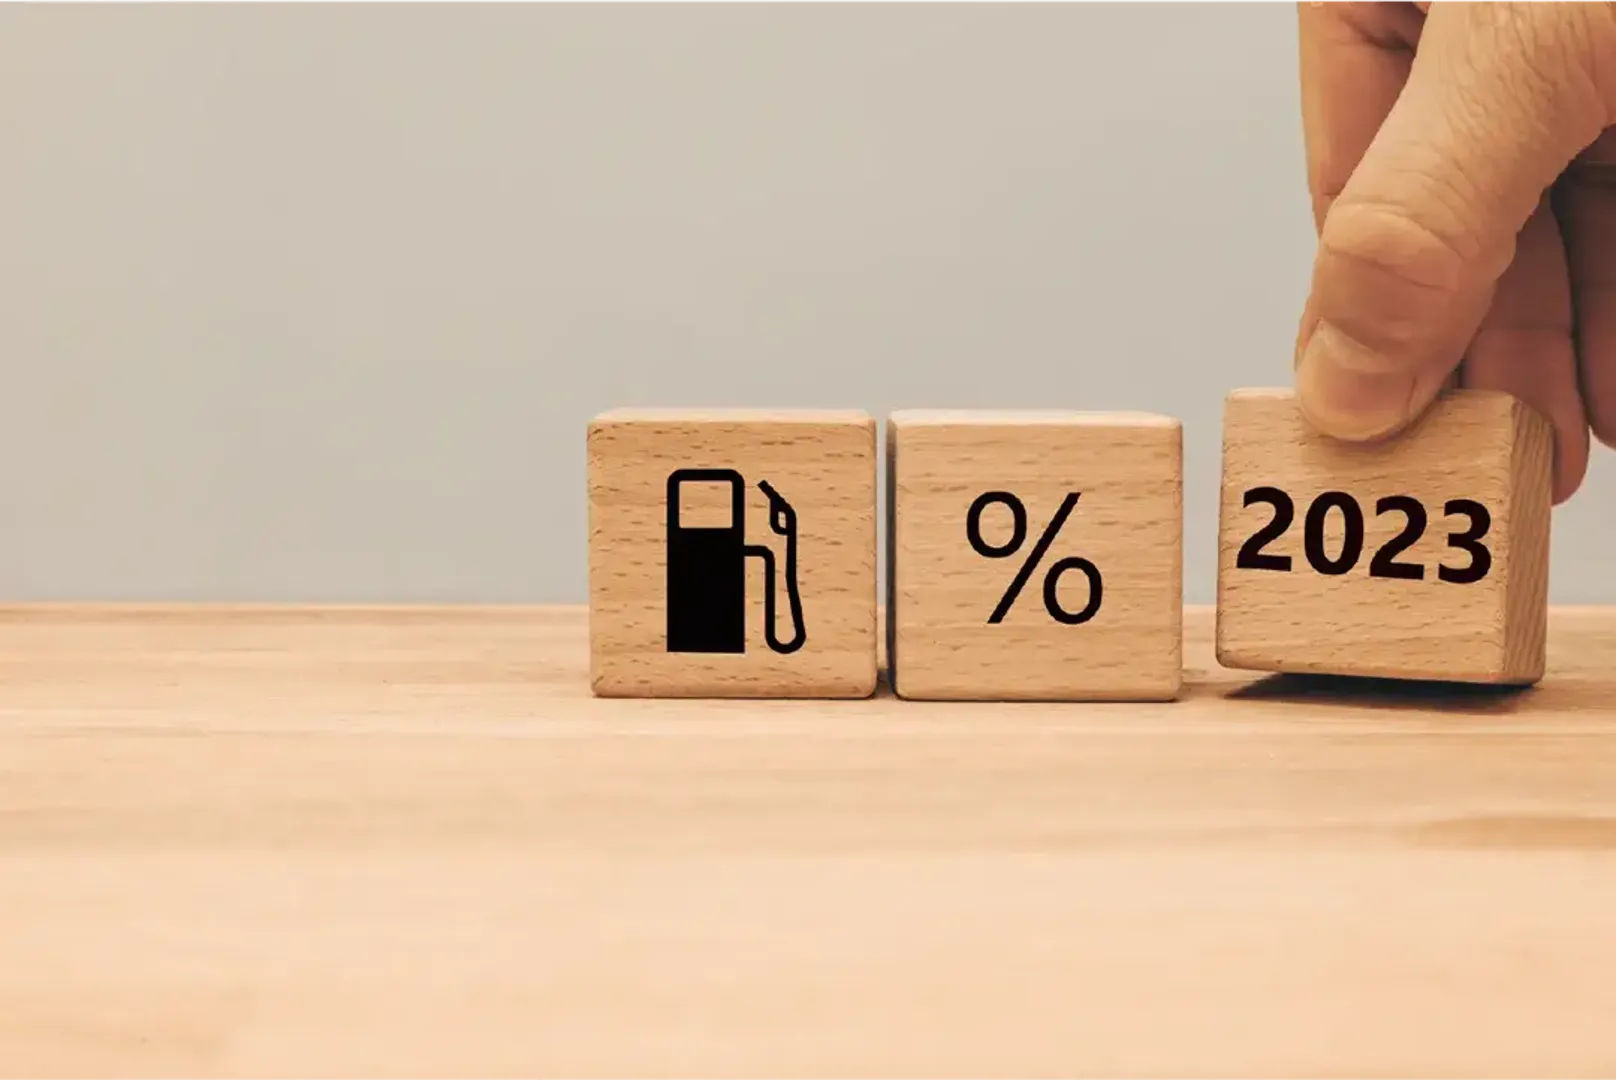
[1216,388,1551,684]
[888,409,1183,701]
[588,408,878,698]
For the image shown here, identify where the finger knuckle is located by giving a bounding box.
[1457,3,1613,125]
[1314,201,1486,355]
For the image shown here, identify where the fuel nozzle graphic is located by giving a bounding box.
[664,469,807,655]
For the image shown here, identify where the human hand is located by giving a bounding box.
[1294,1,1616,503]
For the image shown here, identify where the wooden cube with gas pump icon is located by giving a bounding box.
[887,409,1184,701]
[588,408,878,697]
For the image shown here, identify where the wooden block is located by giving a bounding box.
[588,408,878,698]
[1216,388,1551,684]
[888,410,1183,701]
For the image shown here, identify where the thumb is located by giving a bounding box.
[1296,2,1613,441]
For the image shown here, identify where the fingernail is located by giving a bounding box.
[1295,321,1415,441]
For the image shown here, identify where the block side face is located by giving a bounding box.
[888,419,916,698]
[1501,400,1553,684]
[884,414,900,695]
[589,417,877,698]
[1166,421,1185,693]
[1217,389,1516,683]
[892,418,1182,700]
[586,422,617,689]
[1214,397,1240,653]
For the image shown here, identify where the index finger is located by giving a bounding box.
[1294,1,1426,413]
[1298,2,1423,229]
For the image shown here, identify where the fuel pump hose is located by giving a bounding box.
[745,481,806,654]
[745,540,805,654]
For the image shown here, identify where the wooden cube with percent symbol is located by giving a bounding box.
[1216,388,1552,684]
[887,409,1183,701]
[588,408,879,698]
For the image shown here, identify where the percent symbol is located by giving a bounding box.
[965,491,1103,625]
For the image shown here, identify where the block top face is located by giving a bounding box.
[891,409,1180,430]
[1221,387,1531,490]
[1225,385,1521,430]
[593,408,872,426]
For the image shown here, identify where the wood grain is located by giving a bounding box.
[587,409,877,698]
[1217,388,1552,684]
[4,604,1616,1076]
[889,409,1182,700]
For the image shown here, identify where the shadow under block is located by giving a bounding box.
[888,410,1183,701]
[1216,388,1551,685]
[588,408,878,698]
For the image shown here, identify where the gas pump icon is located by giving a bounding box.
[665,468,806,655]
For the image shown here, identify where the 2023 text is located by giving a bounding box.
[1234,487,1491,584]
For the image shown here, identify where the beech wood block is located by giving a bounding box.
[1216,388,1552,684]
[588,408,878,698]
[888,409,1183,701]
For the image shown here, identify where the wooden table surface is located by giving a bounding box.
[3,604,1616,1077]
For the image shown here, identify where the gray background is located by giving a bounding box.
[2,3,1611,604]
